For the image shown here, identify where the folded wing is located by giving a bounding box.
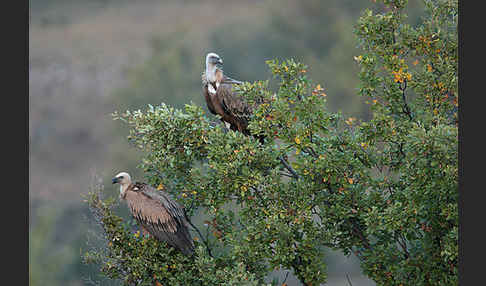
[125,182,194,256]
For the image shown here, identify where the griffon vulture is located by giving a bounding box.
[112,172,194,256]
[202,52,258,137]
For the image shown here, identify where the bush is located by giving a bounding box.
[84,0,457,285]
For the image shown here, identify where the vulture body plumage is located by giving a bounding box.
[112,172,194,256]
[202,53,257,137]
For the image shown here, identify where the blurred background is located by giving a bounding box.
[29,0,425,285]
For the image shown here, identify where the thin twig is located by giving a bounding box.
[396,232,410,259]
[305,146,318,158]
[186,197,196,214]
[399,79,413,121]
[346,274,354,286]
[279,155,300,179]
[282,271,290,285]
[185,213,213,258]
[279,172,295,178]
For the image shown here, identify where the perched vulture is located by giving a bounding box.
[112,172,194,256]
[202,52,257,137]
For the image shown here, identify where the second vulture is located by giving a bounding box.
[112,172,195,256]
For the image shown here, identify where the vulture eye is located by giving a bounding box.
[119,176,124,179]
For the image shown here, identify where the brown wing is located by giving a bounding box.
[217,82,254,135]
[125,182,194,256]
[203,71,242,131]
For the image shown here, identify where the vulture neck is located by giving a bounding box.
[206,65,220,85]
[119,183,132,199]
[207,67,223,95]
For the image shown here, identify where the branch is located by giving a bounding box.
[346,274,354,286]
[279,155,300,179]
[399,79,413,121]
[395,232,410,259]
[305,146,318,158]
[279,172,295,178]
[184,213,213,258]
[282,271,290,285]
[186,196,196,214]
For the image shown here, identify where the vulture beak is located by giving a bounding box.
[112,177,119,184]
[215,58,223,69]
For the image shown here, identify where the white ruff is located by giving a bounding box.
[208,84,217,95]
[205,53,222,95]
[224,122,231,130]
[119,184,129,199]
[119,185,124,199]
[206,65,217,83]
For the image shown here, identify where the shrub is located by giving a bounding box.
[84,1,457,285]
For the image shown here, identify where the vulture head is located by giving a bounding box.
[205,52,223,84]
[112,171,132,198]
[205,52,241,94]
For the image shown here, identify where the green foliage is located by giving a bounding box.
[84,186,260,285]
[85,0,457,285]
[351,0,458,284]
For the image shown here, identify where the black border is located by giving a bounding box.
[6,0,28,284]
[459,0,478,285]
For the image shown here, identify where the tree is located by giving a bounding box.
[84,0,458,285]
